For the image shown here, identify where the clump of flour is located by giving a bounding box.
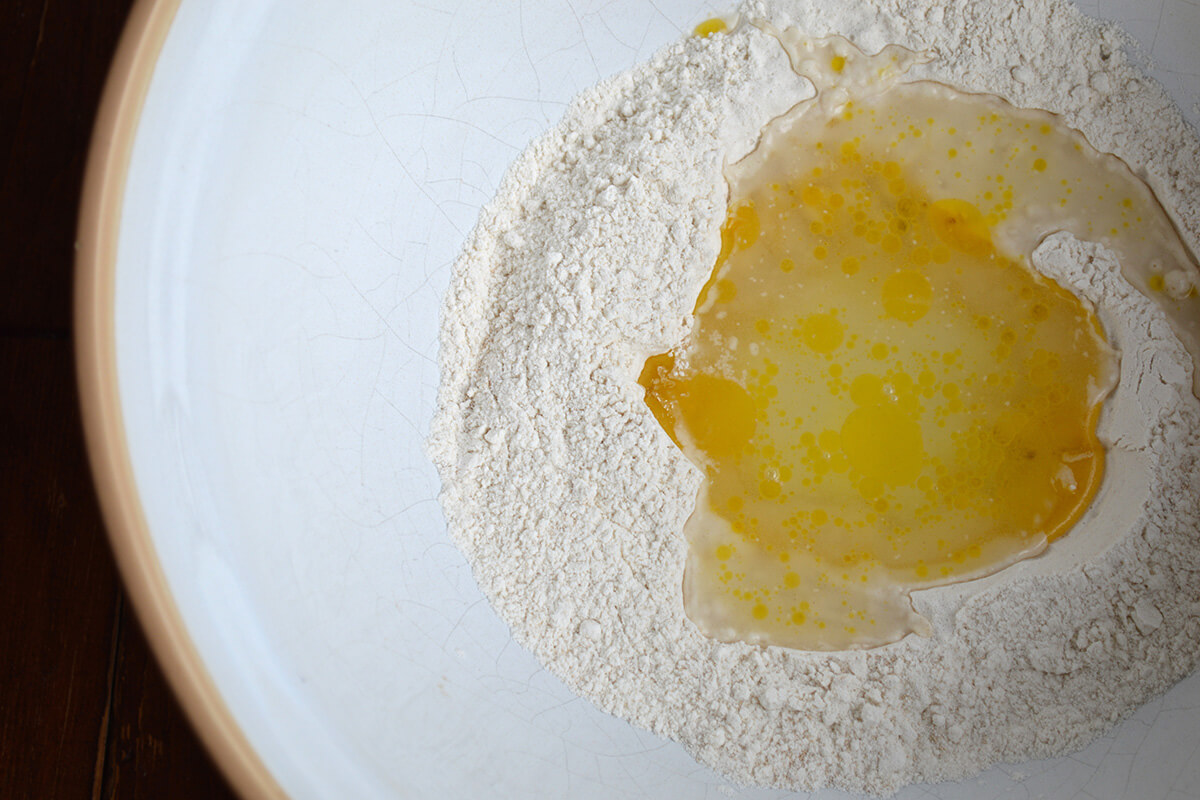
[427,0,1200,793]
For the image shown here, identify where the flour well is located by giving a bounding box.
[427,0,1200,793]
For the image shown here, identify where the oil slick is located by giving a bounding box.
[644,29,1198,650]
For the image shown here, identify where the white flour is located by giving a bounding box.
[427,0,1200,793]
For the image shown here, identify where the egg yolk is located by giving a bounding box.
[640,35,1197,651]
[694,17,730,38]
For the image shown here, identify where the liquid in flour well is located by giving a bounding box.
[640,30,1200,650]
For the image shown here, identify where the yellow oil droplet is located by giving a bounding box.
[928,199,993,257]
[881,270,934,322]
[693,17,728,38]
[830,55,846,73]
[800,312,845,352]
[640,355,757,459]
[644,34,1196,652]
[841,404,925,487]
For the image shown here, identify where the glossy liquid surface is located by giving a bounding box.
[636,36,1196,650]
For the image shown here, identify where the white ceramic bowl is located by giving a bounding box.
[77,1,1200,798]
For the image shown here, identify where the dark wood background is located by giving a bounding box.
[1,1,241,797]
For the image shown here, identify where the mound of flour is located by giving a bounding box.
[427,0,1200,792]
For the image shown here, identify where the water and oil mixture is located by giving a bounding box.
[641,31,1200,650]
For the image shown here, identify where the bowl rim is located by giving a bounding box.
[74,1,287,797]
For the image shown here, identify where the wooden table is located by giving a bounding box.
[1,2,241,797]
